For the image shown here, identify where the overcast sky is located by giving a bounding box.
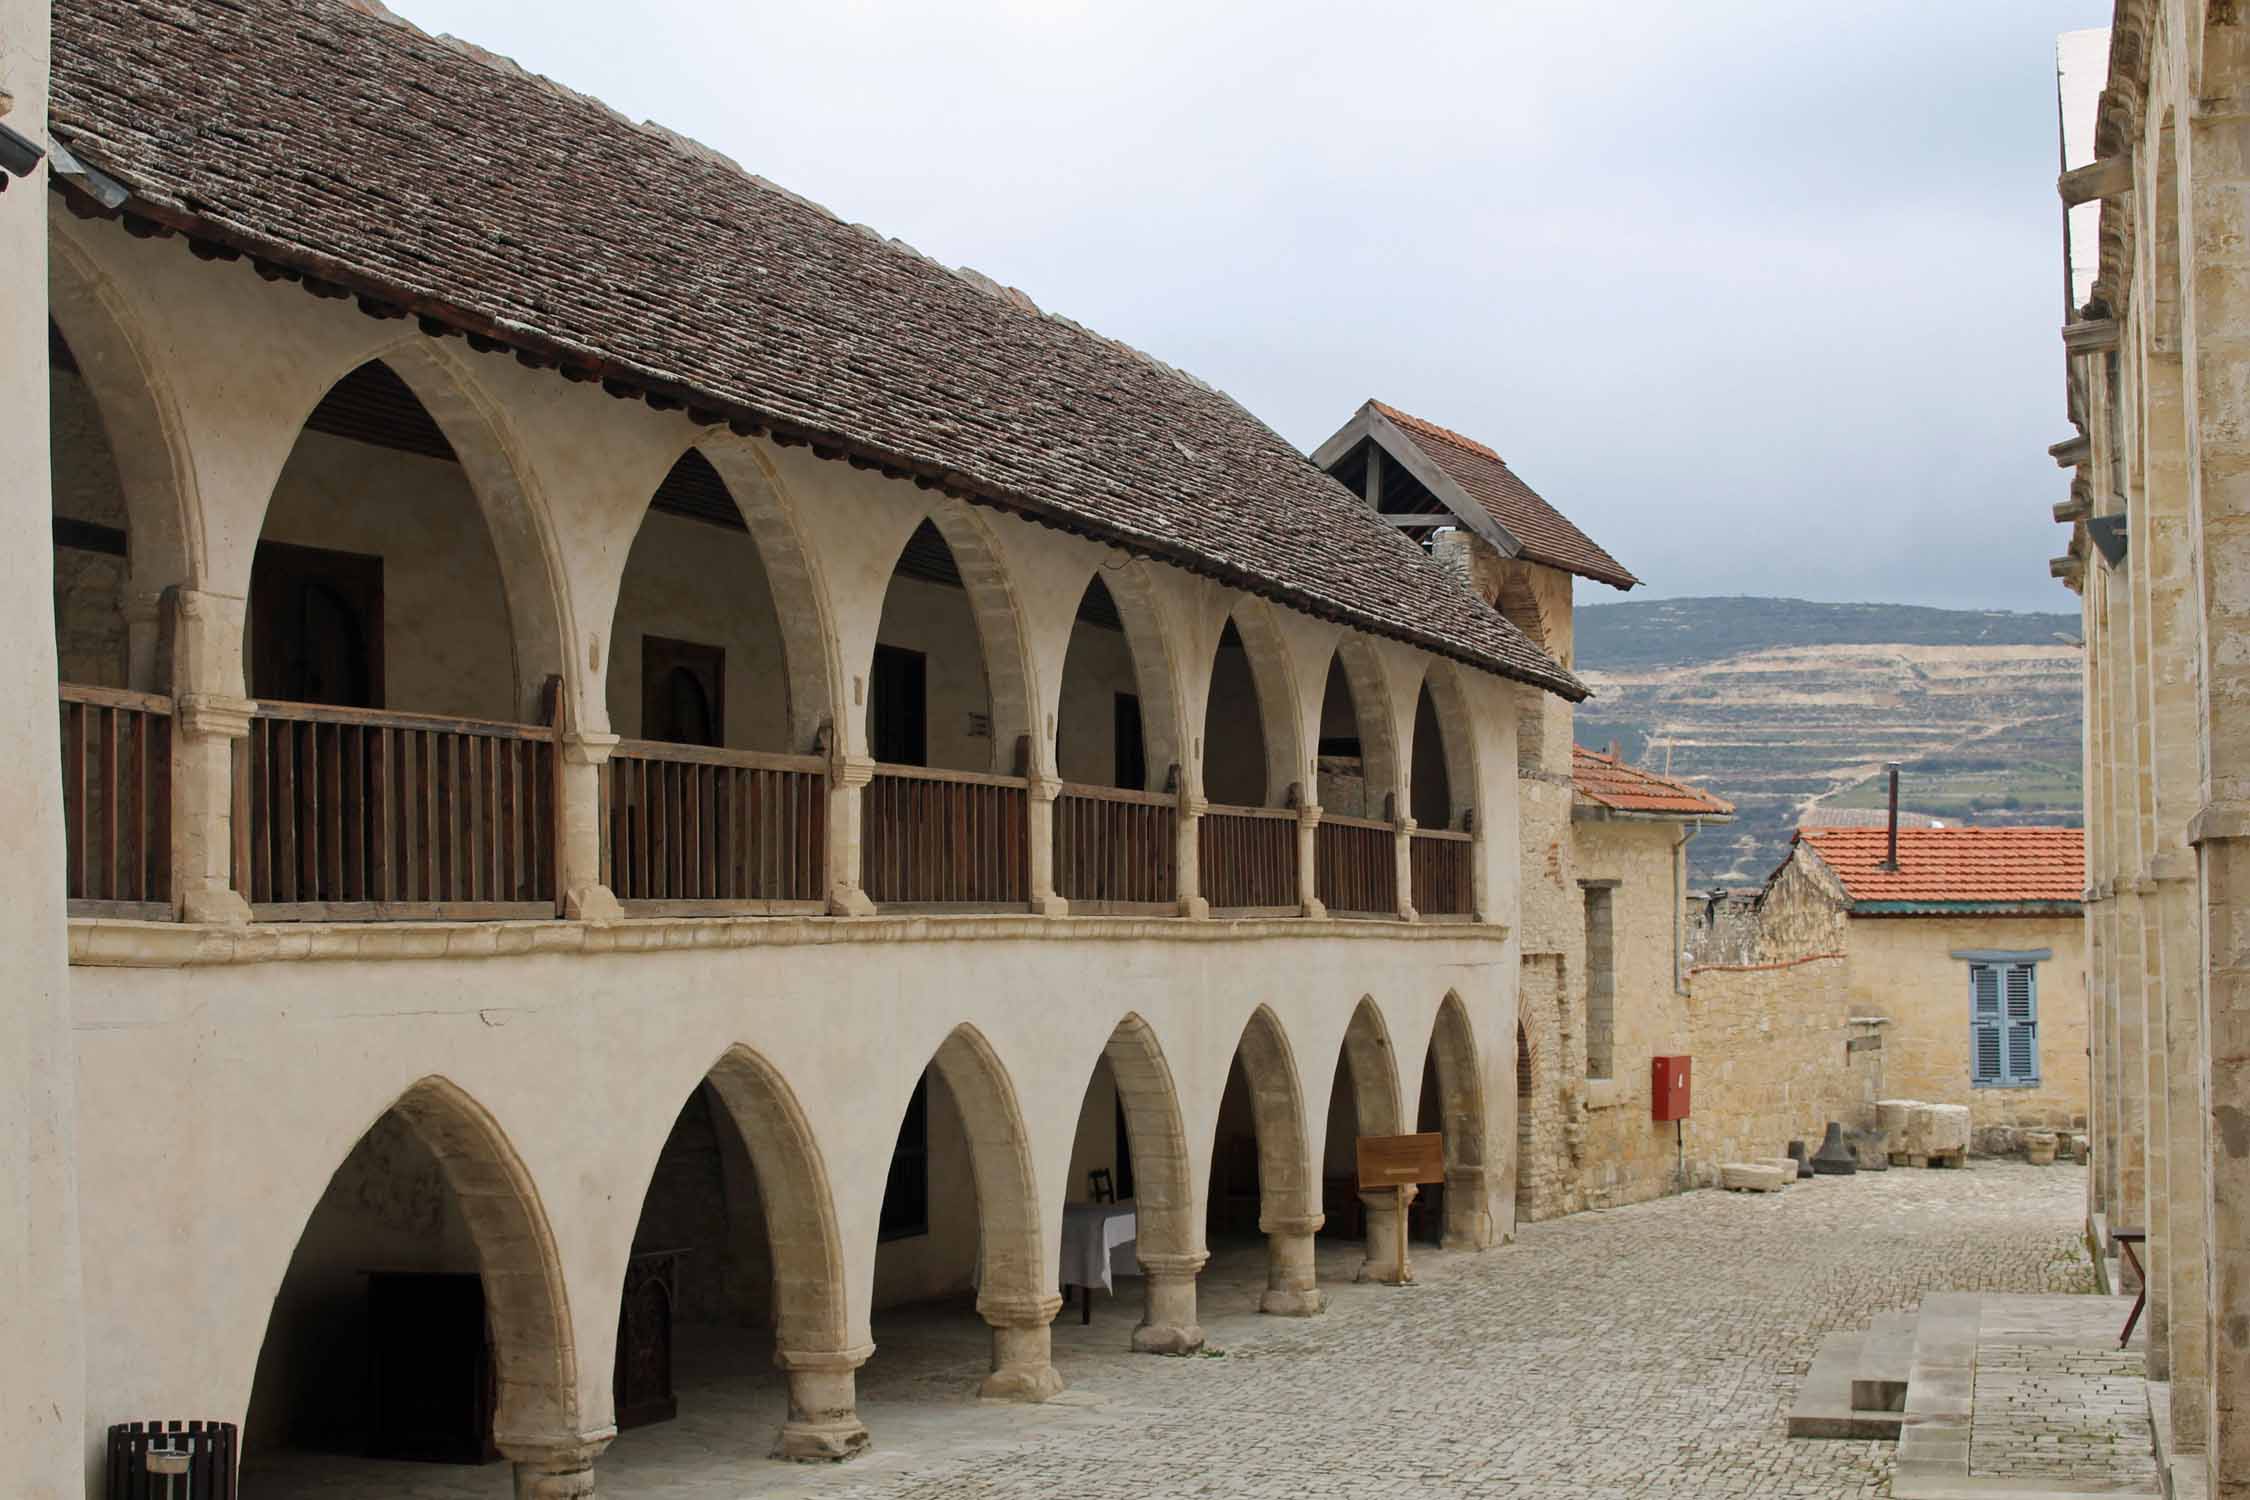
[391,0,2104,615]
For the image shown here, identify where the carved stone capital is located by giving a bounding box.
[1258,1213,1325,1238]
[560,730,620,767]
[174,693,255,741]
[1298,803,1324,829]
[1181,795,1209,820]
[976,1291,1063,1329]
[833,755,878,791]
[774,1342,876,1375]
[1135,1250,1209,1280]
[2146,848,2198,884]
[2188,800,2250,846]
[1027,774,1062,803]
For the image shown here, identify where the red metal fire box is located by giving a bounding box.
[1651,1055,1692,1121]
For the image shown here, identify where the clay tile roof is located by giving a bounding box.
[45,0,1585,702]
[1372,402,1640,590]
[1571,746,1734,818]
[1796,827,2085,910]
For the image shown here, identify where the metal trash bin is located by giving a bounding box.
[106,1420,237,1499]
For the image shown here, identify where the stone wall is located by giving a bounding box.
[1754,847,1851,961]
[1681,953,1881,1177]
[1842,913,2089,1151]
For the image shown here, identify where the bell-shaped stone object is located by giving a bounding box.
[1811,1121,1858,1175]
[1786,1140,1815,1179]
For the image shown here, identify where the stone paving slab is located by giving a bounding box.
[246,1161,2100,1499]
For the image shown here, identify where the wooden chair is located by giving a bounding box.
[1088,1168,1115,1204]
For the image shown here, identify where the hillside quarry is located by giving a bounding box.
[1571,598,2082,887]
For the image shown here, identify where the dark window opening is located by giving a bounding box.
[249,540,384,709]
[1114,1092,1136,1201]
[878,1074,930,1241]
[641,636,724,747]
[1114,692,1146,791]
[871,644,928,766]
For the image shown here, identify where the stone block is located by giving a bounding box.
[2023,1131,2059,1166]
[1763,1157,1799,1185]
[1720,1162,1789,1192]
[1925,1104,1969,1165]
[1878,1099,1926,1163]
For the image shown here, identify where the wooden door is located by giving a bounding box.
[641,636,725,746]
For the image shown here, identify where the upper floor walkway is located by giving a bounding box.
[46,210,1540,952]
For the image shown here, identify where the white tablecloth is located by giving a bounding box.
[1060,1202,1139,1293]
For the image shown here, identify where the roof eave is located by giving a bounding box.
[53,173,1591,703]
[1571,801,1734,824]
[1847,900,2083,917]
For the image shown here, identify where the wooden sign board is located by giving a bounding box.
[1356,1132,1444,1191]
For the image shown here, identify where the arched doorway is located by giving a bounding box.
[1056,1015,1202,1352]
[242,1080,579,1493]
[1205,1005,1323,1315]
[1318,998,1408,1283]
[868,1025,1057,1400]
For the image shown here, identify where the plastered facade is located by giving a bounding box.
[8,190,1545,1498]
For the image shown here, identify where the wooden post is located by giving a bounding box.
[1395,1183,1408,1285]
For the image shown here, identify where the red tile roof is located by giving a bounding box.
[1572,747,1734,818]
[44,0,1585,700]
[1373,403,1640,590]
[1796,827,2085,909]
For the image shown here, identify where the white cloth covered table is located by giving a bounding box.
[1060,1202,1139,1293]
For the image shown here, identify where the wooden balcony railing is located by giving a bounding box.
[233,702,558,920]
[862,765,1029,908]
[1198,804,1298,913]
[1055,784,1178,911]
[1410,827,1474,918]
[1315,814,1398,917]
[601,741,827,914]
[60,683,173,918]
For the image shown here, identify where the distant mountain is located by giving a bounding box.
[1571,597,2084,888]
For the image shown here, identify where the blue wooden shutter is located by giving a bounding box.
[2003,962,2040,1084]
[1970,964,2004,1085]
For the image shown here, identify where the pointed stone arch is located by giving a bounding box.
[48,236,203,687]
[608,438,842,754]
[1057,559,1184,791]
[1339,995,1404,1138]
[250,342,575,724]
[696,1045,850,1354]
[1424,993,1493,1249]
[1412,660,1481,832]
[1321,635,1402,816]
[1230,1004,1325,1316]
[1201,600,1303,807]
[882,501,1037,774]
[248,1076,580,1457]
[920,1023,1059,1399]
[1098,1013,1205,1353]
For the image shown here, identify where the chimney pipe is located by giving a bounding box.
[1882,763,1901,871]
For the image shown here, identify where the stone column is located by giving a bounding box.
[1297,802,1326,919]
[1440,1166,1492,1251]
[1177,790,1209,918]
[1131,1250,1206,1354]
[2136,878,2172,1379]
[497,1434,612,1500]
[1258,1212,1325,1315]
[2156,860,2210,1450]
[772,1343,873,1461]
[555,730,622,921]
[2192,812,2250,1499]
[1354,1186,1415,1285]
[826,753,876,916]
[1394,817,1419,922]
[166,588,254,924]
[1026,773,1069,916]
[975,1291,1064,1401]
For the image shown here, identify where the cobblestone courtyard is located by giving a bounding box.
[255,1162,2098,1499]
